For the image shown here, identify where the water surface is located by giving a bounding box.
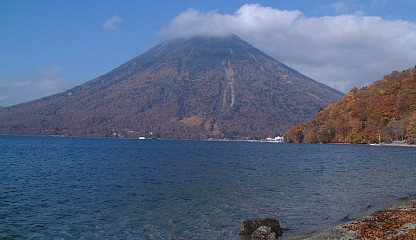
[1,136,415,239]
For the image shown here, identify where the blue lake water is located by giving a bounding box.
[1,135,415,239]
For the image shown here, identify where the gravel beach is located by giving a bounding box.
[284,199,416,240]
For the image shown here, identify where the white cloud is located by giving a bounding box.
[332,1,349,12]
[161,4,416,93]
[0,66,77,107]
[102,15,123,32]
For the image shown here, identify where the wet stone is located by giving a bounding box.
[240,218,283,239]
[251,226,276,240]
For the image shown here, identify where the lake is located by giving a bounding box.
[1,136,415,239]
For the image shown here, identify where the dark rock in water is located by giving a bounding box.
[251,226,276,240]
[240,220,261,236]
[240,218,283,239]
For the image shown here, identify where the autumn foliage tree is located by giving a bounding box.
[284,124,306,143]
[406,112,416,143]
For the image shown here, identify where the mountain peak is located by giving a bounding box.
[0,36,343,139]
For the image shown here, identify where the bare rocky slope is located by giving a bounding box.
[0,35,343,139]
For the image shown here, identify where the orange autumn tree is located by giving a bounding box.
[284,124,306,143]
[406,112,416,143]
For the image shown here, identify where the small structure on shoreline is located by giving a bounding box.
[266,136,284,142]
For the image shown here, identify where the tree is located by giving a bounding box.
[406,112,416,142]
[284,124,305,143]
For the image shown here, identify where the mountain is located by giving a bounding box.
[0,35,343,139]
[285,67,416,144]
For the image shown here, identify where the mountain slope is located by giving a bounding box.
[285,68,416,143]
[0,35,343,139]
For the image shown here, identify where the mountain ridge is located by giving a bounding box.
[0,35,343,139]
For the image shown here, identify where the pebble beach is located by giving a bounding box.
[285,199,416,240]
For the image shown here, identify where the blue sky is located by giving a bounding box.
[1,0,416,106]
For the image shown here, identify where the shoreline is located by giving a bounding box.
[283,199,416,240]
[369,143,416,147]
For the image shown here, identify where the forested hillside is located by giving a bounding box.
[285,67,416,144]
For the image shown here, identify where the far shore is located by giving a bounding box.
[369,143,416,147]
[283,198,416,240]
